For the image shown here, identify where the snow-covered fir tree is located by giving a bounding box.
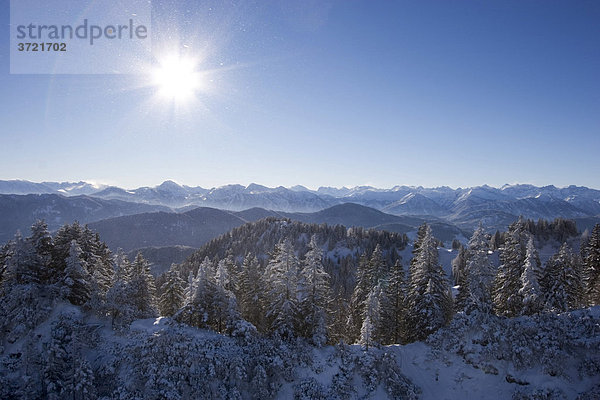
[518,236,544,316]
[51,222,84,278]
[543,242,584,312]
[348,253,371,342]
[349,246,388,342]
[26,220,53,284]
[87,241,113,299]
[369,244,388,285]
[264,238,300,340]
[213,258,238,333]
[493,217,528,317]
[380,259,407,344]
[409,224,428,275]
[4,231,38,285]
[44,313,91,400]
[176,256,216,328]
[61,241,92,306]
[583,223,600,305]
[360,282,382,350]
[298,235,332,346]
[159,268,186,316]
[452,245,468,311]
[406,224,453,342]
[463,224,495,314]
[130,252,158,318]
[105,251,157,326]
[105,253,136,327]
[237,253,264,330]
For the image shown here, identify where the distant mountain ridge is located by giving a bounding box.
[1,179,598,220]
[0,194,170,243]
[86,203,469,252]
[1,180,599,246]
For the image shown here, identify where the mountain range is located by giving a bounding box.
[1,179,599,253]
[86,203,468,252]
[2,180,599,218]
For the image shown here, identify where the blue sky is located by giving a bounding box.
[0,0,598,189]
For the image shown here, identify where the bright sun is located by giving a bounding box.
[151,55,202,102]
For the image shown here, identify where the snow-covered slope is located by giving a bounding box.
[2,304,598,399]
[382,193,447,216]
[0,179,105,195]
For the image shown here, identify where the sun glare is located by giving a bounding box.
[151,55,203,102]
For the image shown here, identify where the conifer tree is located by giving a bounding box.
[264,239,299,340]
[493,218,528,317]
[543,243,583,312]
[452,245,468,311]
[72,357,97,400]
[130,252,158,318]
[238,253,264,330]
[159,268,186,317]
[106,252,136,327]
[369,244,387,285]
[4,231,37,285]
[463,225,495,314]
[27,220,53,284]
[177,257,216,328]
[360,283,382,350]
[407,225,453,340]
[51,222,84,277]
[519,236,543,316]
[298,235,331,346]
[62,241,92,306]
[584,224,600,305]
[89,241,113,296]
[490,230,503,251]
[213,258,236,333]
[380,259,407,344]
[406,225,453,341]
[348,253,371,342]
[409,224,428,275]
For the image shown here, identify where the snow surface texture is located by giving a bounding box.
[1,302,599,399]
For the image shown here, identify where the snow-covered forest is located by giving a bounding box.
[1,218,599,399]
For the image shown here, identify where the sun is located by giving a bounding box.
[151,55,203,102]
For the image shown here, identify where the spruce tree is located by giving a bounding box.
[369,244,387,284]
[264,239,299,340]
[159,268,186,316]
[452,245,468,311]
[298,235,331,346]
[106,252,136,327]
[360,283,382,350]
[406,224,453,341]
[4,231,37,285]
[62,241,92,306]
[177,257,216,328]
[380,259,407,344]
[584,224,600,305]
[463,225,495,314]
[348,253,371,342]
[27,220,53,284]
[409,224,428,275]
[493,218,528,317]
[51,222,84,278]
[518,236,543,316]
[543,243,583,312]
[348,246,388,342]
[213,258,237,333]
[130,252,158,318]
[238,253,264,330]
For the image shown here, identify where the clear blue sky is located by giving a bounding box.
[1,0,598,189]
